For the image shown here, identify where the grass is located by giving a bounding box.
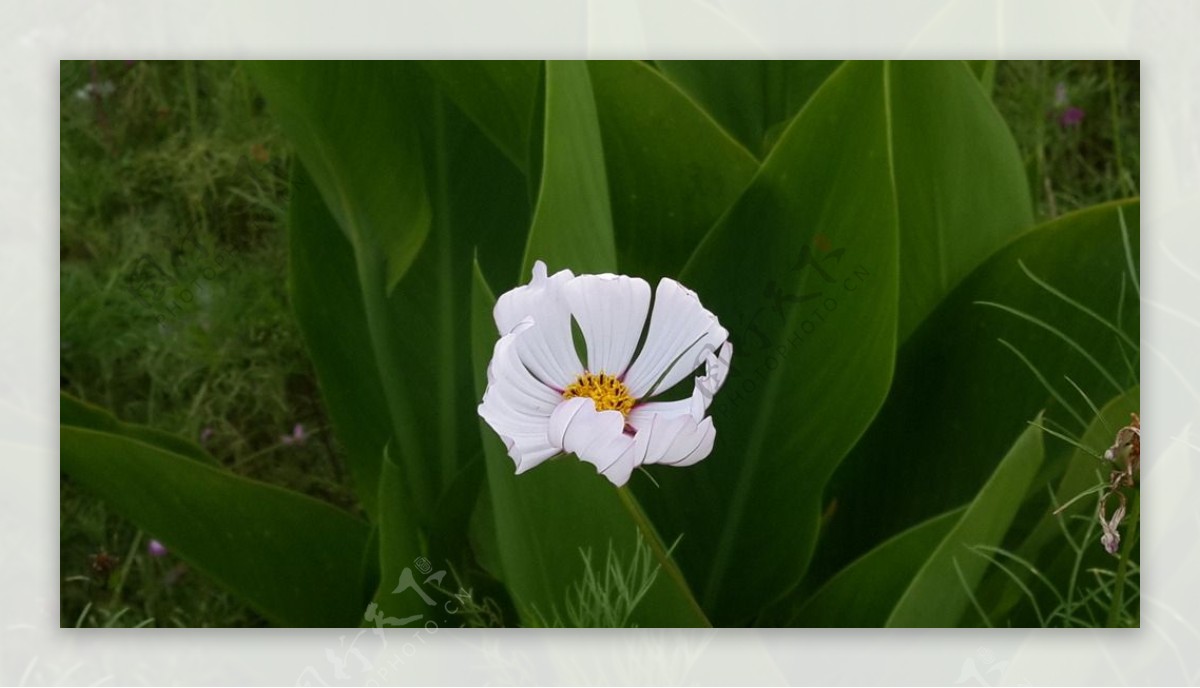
[58,59,1140,627]
[991,60,1140,220]
[59,60,356,627]
[529,532,670,628]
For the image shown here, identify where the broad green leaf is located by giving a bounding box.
[635,61,901,624]
[254,61,441,516]
[281,85,530,522]
[655,60,841,156]
[60,392,215,465]
[471,264,707,627]
[587,60,759,282]
[249,61,431,292]
[889,60,1033,341]
[287,166,392,517]
[371,96,530,509]
[819,200,1139,584]
[886,420,1045,626]
[61,426,370,627]
[793,507,963,627]
[421,61,541,174]
[521,61,617,277]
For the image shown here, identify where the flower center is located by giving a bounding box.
[563,372,636,416]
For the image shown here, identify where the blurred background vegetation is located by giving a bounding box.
[58,60,1139,627]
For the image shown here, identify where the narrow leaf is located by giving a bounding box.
[821,201,1139,579]
[588,60,758,282]
[249,61,432,291]
[287,166,392,517]
[886,420,1045,627]
[655,60,841,156]
[794,507,964,627]
[421,60,541,174]
[521,61,618,276]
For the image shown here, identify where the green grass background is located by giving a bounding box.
[58,60,1139,627]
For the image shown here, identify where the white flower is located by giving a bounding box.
[478,260,733,487]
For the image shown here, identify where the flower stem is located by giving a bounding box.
[1106,488,1140,627]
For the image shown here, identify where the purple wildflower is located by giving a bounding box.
[199,427,214,445]
[1059,106,1085,128]
[147,539,168,558]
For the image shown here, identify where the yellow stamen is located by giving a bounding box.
[563,372,636,416]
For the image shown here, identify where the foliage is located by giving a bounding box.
[530,531,673,628]
[60,60,1140,627]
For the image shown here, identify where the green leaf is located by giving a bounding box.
[793,507,964,627]
[370,93,531,509]
[889,60,1033,341]
[367,444,435,625]
[521,61,617,277]
[249,61,431,292]
[655,60,841,156]
[421,61,541,174]
[470,263,708,627]
[634,61,901,624]
[886,420,1045,627]
[61,426,370,627]
[60,392,215,466]
[819,200,1139,589]
[281,85,531,521]
[287,166,392,517]
[982,386,1139,624]
[252,61,441,517]
[587,60,759,282]
[966,60,997,96]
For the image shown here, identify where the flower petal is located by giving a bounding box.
[478,318,563,473]
[629,404,716,468]
[623,278,728,399]
[626,339,725,470]
[626,388,703,432]
[563,273,651,376]
[629,341,734,421]
[693,340,733,409]
[493,260,583,389]
[548,397,637,486]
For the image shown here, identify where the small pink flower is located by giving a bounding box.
[1059,106,1085,128]
[281,423,308,446]
[147,539,168,558]
[199,427,213,445]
